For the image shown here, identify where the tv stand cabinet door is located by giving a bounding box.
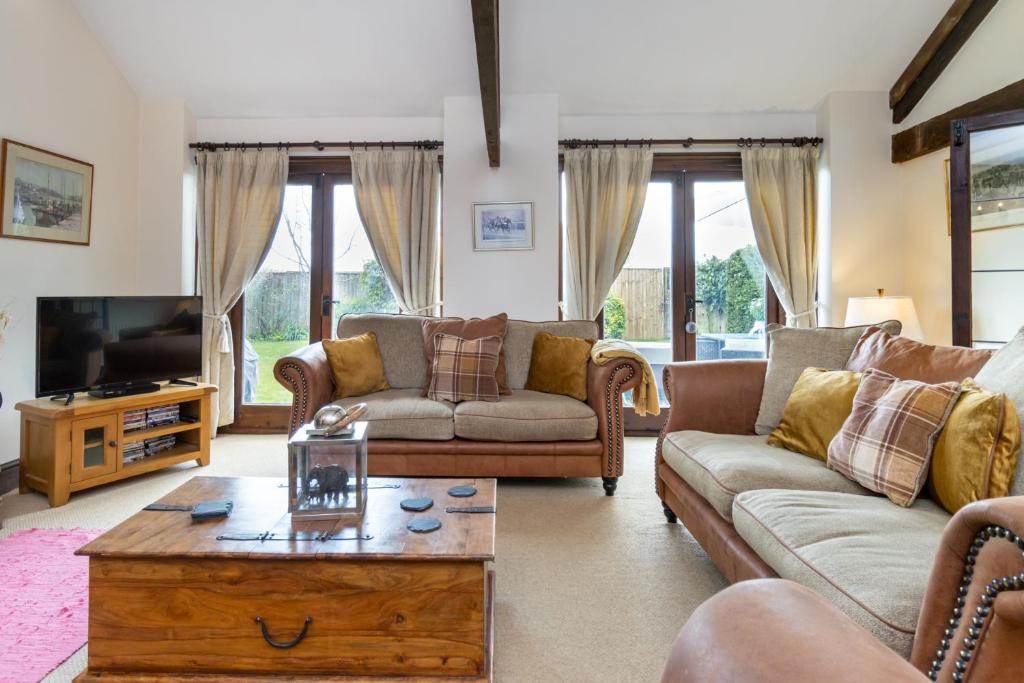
[70,414,120,483]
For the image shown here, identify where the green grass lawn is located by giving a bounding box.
[250,339,309,404]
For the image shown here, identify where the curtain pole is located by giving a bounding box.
[189,140,443,152]
[559,137,823,149]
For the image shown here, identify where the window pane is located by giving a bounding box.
[693,180,767,360]
[242,184,312,404]
[331,183,397,331]
[606,181,673,405]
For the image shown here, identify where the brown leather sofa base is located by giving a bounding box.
[368,439,606,477]
[658,461,776,583]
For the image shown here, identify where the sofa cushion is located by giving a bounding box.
[333,388,453,440]
[323,332,390,399]
[732,489,950,657]
[503,319,600,389]
[827,369,961,507]
[337,313,430,389]
[755,321,902,435]
[427,333,502,403]
[660,432,870,521]
[846,325,993,383]
[454,390,598,442]
[525,332,595,401]
[421,313,511,394]
[975,325,1024,495]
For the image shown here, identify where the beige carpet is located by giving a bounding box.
[0,435,726,683]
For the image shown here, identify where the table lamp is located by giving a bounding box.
[845,289,923,341]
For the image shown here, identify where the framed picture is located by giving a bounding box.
[473,201,534,251]
[1,139,93,246]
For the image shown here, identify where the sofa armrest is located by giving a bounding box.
[660,359,767,437]
[587,358,643,480]
[274,342,335,435]
[662,579,925,682]
[911,496,1024,681]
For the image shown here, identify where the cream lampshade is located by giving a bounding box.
[845,289,923,341]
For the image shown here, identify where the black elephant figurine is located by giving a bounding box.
[305,464,350,504]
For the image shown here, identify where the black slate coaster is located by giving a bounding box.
[400,496,434,512]
[407,516,442,533]
[447,485,477,498]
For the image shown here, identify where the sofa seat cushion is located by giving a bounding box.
[333,389,453,440]
[660,431,870,522]
[454,390,598,442]
[732,489,950,657]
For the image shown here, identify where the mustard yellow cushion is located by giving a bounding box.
[767,368,861,461]
[525,332,595,401]
[929,379,1021,514]
[323,332,390,399]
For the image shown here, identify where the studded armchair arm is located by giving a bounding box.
[911,496,1024,682]
[274,342,335,436]
[587,359,642,482]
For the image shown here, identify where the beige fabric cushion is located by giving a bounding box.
[454,390,598,442]
[333,388,453,440]
[337,313,430,389]
[732,489,949,657]
[504,319,600,390]
[975,325,1024,496]
[660,431,869,521]
[755,321,902,435]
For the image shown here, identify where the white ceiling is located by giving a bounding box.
[72,0,950,119]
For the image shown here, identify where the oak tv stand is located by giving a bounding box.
[16,383,216,507]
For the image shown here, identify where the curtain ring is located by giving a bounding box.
[257,142,263,151]
[760,138,766,148]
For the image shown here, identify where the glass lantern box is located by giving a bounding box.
[288,421,368,520]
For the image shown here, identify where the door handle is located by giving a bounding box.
[684,295,703,335]
[321,295,342,317]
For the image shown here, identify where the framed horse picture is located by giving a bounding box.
[1,139,94,246]
[473,201,534,251]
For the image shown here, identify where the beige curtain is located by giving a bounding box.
[741,146,820,328]
[563,148,653,320]
[196,149,288,428]
[351,149,440,315]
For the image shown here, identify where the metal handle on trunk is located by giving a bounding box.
[255,616,312,649]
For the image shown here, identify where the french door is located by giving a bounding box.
[230,159,397,431]
[598,155,781,430]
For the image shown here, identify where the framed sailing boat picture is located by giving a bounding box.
[1,139,93,246]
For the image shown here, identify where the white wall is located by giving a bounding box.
[195,116,443,145]
[137,97,196,294]
[0,0,140,464]
[560,112,817,140]
[897,1,1024,344]
[815,92,905,327]
[442,94,560,320]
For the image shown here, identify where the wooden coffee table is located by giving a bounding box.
[75,476,496,681]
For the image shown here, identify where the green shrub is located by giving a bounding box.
[604,295,626,339]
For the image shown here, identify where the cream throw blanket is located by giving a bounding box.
[591,340,661,416]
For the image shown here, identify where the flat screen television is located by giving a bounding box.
[36,296,203,398]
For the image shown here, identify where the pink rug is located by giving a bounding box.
[0,528,102,683]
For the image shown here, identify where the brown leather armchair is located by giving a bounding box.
[661,496,1024,682]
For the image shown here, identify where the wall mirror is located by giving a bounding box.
[950,109,1024,347]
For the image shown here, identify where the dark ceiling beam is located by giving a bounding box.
[891,77,1024,163]
[470,0,500,167]
[889,0,1000,124]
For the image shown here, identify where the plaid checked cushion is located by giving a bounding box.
[427,333,502,403]
[827,368,962,507]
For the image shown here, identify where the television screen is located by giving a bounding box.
[36,296,203,397]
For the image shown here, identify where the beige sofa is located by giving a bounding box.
[275,314,643,494]
[655,357,1024,658]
